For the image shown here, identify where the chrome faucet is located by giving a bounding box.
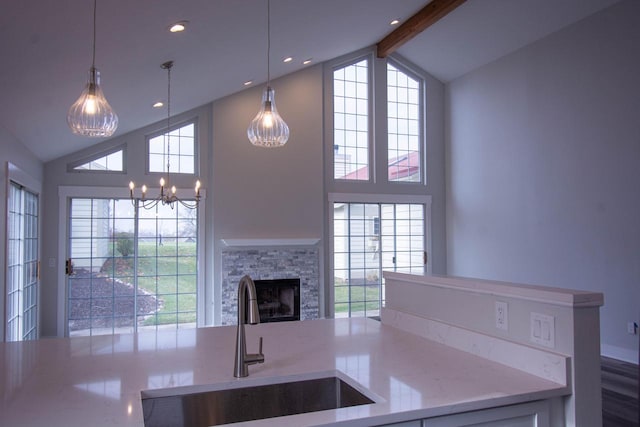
[233,275,265,377]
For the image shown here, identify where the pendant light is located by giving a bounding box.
[67,0,118,137]
[128,61,201,210]
[247,0,289,147]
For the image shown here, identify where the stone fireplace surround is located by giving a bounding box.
[220,239,320,326]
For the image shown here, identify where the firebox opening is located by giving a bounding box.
[254,278,301,323]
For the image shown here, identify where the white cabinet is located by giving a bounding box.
[424,400,552,427]
[380,422,422,427]
[377,400,559,427]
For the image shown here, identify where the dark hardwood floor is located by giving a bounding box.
[602,356,639,427]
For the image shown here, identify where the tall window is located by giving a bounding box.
[67,198,197,336]
[6,182,39,341]
[333,202,426,318]
[387,63,422,182]
[148,122,196,174]
[328,52,429,319]
[333,59,369,180]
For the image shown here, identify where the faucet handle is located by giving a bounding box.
[259,336,263,355]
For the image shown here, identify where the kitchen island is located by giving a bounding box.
[1,315,569,427]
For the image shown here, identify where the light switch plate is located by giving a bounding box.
[495,301,508,331]
[530,312,555,348]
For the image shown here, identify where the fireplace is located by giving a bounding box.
[254,278,300,323]
[220,241,319,325]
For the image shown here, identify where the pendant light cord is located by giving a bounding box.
[166,62,172,180]
[267,0,271,85]
[92,0,97,68]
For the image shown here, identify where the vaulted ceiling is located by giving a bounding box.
[0,0,619,162]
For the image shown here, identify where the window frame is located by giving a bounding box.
[327,192,432,319]
[324,49,433,319]
[4,162,42,342]
[145,119,199,177]
[6,181,39,341]
[56,185,207,337]
[67,144,127,174]
[385,57,426,185]
[330,54,374,183]
[325,50,427,190]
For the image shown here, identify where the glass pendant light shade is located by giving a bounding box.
[247,86,289,147]
[67,67,118,137]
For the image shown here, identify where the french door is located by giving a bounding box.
[6,182,39,341]
[67,197,198,336]
[333,201,427,318]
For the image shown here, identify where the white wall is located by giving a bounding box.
[446,0,640,362]
[0,126,43,341]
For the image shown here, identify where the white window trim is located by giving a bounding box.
[326,192,432,318]
[56,185,207,337]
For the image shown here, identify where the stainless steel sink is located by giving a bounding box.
[141,373,375,427]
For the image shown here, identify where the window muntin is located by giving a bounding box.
[73,149,124,172]
[333,59,369,180]
[333,202,425,318]
[148,122,195,175]
[67,197,198,336]
[387,63,422,182]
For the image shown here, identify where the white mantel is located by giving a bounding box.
[220,238,320,247]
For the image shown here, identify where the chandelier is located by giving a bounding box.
[67,0,118,137]
[247,0,289,147]
[128,61,201,210]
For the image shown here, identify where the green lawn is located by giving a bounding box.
[104,239,198,326]
[136,240,197,325]
[334,278,382,316]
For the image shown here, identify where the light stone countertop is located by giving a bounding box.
[0,318,569,426]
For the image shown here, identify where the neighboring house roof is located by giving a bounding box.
[341,151,420,181]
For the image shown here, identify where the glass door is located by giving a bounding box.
[6,182,39,341]
[67,197,198,336]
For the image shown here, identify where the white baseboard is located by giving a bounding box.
[601,343,639,364]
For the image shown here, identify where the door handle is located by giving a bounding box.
[65,259,74,275]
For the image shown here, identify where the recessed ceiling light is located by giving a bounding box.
[390,19,400,26]
[244,80,253,86]
[302,59,312,65]
[153,101,164,108]
[169,21,188,33]
[283,57,293,63]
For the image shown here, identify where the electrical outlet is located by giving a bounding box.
[531,312,555,348]
[627,322,638,335]
[495,301,508,331]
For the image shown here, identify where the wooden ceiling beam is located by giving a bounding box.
[377,0,467,58]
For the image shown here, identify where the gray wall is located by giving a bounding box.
[211,65,325,324]
[0,126,43,341]
[212,65,324,240]
[446,0,640,362]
